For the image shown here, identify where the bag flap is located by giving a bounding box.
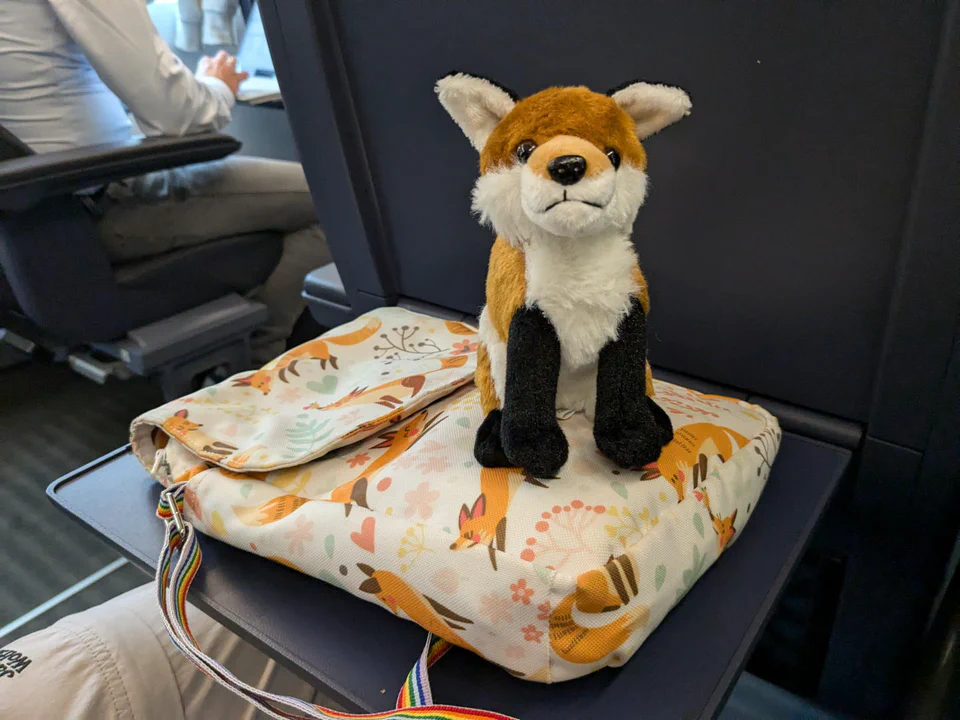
[131,308,478,473]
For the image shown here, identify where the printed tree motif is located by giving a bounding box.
[398,524,433,573]
[283,415,332,458]
[753,426,781,477]
[676,544,708,600]
[373,324,446,360]
[603,506,659,550]
[521,500,606,570]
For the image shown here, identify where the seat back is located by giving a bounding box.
[262,1,960,715]
[263,1,958,433]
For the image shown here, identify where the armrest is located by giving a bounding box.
[0,133,241,212]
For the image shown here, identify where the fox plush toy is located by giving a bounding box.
[436,73,690,477]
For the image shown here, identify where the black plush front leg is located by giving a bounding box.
[594,298,674,468]
[500,305,568,477]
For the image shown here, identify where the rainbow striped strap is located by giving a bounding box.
[155,483,518,720]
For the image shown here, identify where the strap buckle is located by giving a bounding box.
[161,486,186,535]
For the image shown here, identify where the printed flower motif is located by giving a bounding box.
[284,516,314,554]
[510,579,534,605]
[418,455,451,475]
[346,452,370,468]
[536,601,551,621]
[404,482,440,520]
[479,593,513,624]
[337,408,364,425]
[278,386,304,404]
[419,439,446,454]
[451,340,478,355]
[521,625,544,643]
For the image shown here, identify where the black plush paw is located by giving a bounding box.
[502,419,568,478]
[474,409,511,467]
[647,396,675,447]
[596,426,665,470]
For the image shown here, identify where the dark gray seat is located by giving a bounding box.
[262,0,960,716]
[0,124,278,397]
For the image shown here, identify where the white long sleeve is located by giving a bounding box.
[49,0,234,139]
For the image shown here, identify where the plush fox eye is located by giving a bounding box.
[606,148,621,169]
[515,140,537,164]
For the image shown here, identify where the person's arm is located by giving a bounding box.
[49,0,243,138]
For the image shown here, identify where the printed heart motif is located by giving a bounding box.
[324,534,335,559]
[431,568,458,594]
[240,483,253,498]
[350,517,376,553]
[306,376,339,395]
[456,417,471,428]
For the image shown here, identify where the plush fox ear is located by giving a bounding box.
[435,72,517,151]
[608,81,691,140]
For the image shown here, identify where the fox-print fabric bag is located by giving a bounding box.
[133,307,781,720]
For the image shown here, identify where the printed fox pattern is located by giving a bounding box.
[161,410,238,461]
[305,355,469,412]
[641,423,749,501]
[449,467,546,570]
[357,564,480,656]
[437,73,689,476]
[234,493,311,527]
[695,488,738,554]
[326,409,445,516]
[232,405,443,526]
[550,554,650,664]
[233,317,383,395]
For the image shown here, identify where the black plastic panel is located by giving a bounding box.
[49,437,850,719]
[867,0,960,449]
[329,0,942,421]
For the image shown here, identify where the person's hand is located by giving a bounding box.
[197,50,248,96]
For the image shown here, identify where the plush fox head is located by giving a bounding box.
[436,72,690,242]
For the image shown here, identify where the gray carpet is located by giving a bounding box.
[0,359,164,642]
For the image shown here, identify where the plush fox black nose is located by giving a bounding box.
[547,155,587,185]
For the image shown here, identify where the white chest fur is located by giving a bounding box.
[524,232,639,370]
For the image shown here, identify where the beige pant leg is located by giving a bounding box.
[97,156,331,362]
[0,583,335,720]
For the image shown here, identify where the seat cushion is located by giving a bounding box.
[115,232,283,328]
[131,307,781,683]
